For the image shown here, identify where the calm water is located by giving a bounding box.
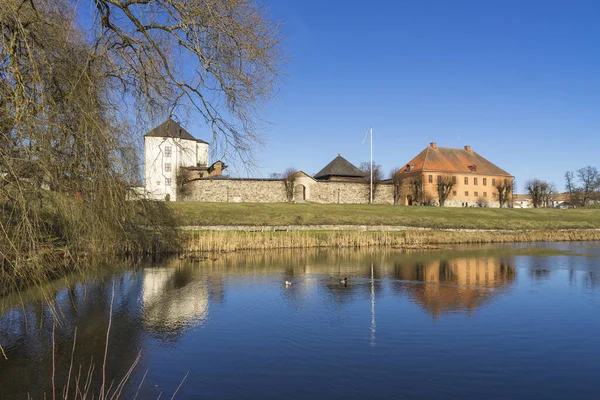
[2,243,600,399]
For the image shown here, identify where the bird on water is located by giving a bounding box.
[340,277,347,285]
[285,280,292,286]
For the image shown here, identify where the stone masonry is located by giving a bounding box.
[182,177,395,205]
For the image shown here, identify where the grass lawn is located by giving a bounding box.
[169,202,600,230]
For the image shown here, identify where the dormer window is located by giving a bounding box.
[406,164,411,172]
[468,165,477,173]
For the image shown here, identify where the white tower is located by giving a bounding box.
[144,119,209,201]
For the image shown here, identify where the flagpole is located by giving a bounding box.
[362,127,373,204]
[370,127,373,204]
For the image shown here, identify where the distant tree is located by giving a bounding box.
[390,167,403,206]
[525,179,541,208]
[268,172,282,179]
[565,171,578,206]
[541,182,557,208]
[282,168,299,202]
[477,197,489,208]
[409,174,424,205]
[436,175,456,207]
[525,179,555,208]
[495,179,513,208]
[577,166,600,206]
[565,166,600,207]
[360,161,383,202]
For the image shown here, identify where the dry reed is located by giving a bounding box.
[183,229,600,253]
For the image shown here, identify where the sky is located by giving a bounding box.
[227,0,600,192]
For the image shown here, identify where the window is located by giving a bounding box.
[437,175,441,183]
[492,178,496,186]
[165,146,172,157]
[474,191,479,197]
[166,178,172,186]
[406,164,411,172]
[483,178,487,186]
[452,176,457,184]
[483,192,487,197]
[156,180,161,186]
[465,191,469,196]
[452,191,457,196]
[164,163,172,172]
[464,177,468,185]
[493,192,497,197]
[428,175,433,183]
[474,177,478,185]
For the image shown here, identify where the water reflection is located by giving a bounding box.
[392,257,515,318]
[1,244,599,399]
[142,267,210,337]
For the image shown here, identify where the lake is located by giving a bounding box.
[1,242,600,399]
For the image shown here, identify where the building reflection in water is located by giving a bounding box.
[0,248,521,397]
[392,257,515,318]
[141,266,210,337]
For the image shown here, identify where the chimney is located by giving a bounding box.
[430,142,437,149]
[464,145,471,152]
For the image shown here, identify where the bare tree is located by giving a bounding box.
[541,182,557,208]
[525,179,543,208]
[565,171,579,206]
[390,167,403,206]
[436,175,456,207]
[282,168,298,202]
[495,179,513,208]
[525,179,556,208]
[409,175,424,205]
[360,161,383,202]
[577,166,600,206]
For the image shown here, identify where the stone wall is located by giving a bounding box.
[184,179,287,202]
[309,181,394,205]
[182,178,396,204]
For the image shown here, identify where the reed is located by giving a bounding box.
[182,229,600,253]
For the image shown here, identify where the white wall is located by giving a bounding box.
[144,137,209,201]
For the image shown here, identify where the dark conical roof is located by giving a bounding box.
[144,118,208,144]
[314,155,364,180]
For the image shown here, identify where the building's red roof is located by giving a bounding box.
[400,143,512,177]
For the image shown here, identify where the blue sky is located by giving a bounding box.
[227,0,600,192]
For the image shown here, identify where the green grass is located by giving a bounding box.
[169,202,600,230]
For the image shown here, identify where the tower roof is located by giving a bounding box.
[144,119,208,144]
[314,154,364,180]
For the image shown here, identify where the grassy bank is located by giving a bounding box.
[183,229,600,253]
[171,202,600,230]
